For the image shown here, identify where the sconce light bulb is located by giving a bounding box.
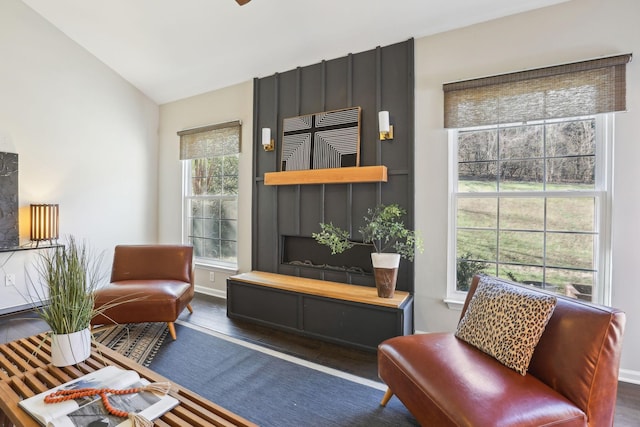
[378,111,394,141]
[378,111,390,133]
[262,128,275,151]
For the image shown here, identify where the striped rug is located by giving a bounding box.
[93,322,169,366]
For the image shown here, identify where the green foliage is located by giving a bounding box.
[312,204,424,262]
[312,223,356,254]
[456,253,487,291]
[30,237,106,334]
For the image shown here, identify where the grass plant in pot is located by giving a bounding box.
[30,236,106,367]
[313,204,423,298]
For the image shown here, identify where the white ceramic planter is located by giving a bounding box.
[371,253,401,298]
[371,253,401,269]
[50,328,92,367]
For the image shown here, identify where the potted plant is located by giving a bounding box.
[312,203,423,298]
[30,236,106,366]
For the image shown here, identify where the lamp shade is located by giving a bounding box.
[378,111,390,133]
[262,128,271,146]
[30,204,59,244]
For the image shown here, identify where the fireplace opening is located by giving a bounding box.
[281,235,374,274]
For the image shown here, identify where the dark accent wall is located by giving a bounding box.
[252,39,415,293]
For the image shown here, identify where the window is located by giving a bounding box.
[451,116,610,303]
[444,54,631,305]
[179,121,240,268]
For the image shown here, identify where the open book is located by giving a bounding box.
[19,366,179,427]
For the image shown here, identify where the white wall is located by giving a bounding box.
[414,0,640,382]
[0,0,159,312]
[158,82,253,297]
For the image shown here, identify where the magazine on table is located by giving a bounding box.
[19,365,179,427]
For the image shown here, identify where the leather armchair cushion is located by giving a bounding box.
[92,280,193,324]
[110,245,193,283]
[378,333,586,426]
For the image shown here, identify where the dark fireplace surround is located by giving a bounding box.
[281,235,374,275]
[237,40,416,351]
[252,39,415,296]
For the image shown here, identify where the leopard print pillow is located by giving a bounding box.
[455,276,557,375]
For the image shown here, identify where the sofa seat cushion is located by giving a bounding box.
[93,280,193,324]
[378,333,587,427]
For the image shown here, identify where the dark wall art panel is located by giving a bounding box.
[253,39,415,293]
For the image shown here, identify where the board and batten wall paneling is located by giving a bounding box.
[253,39,415,293]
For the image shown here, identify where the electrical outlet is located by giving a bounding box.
[5,274,16,287]
[209,272,215,282]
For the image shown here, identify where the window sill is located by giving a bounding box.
[444,298,464,311]
[194,261,238,274]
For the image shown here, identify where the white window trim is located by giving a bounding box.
[598,114,614,307]
[445,115,613,307]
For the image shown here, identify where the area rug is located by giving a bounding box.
[93,322,169,366]
[147,321,418,427]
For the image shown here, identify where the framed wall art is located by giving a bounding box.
[281,106,361,171]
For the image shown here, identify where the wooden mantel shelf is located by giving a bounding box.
[264,165,387,186]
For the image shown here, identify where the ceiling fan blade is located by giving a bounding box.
[236,0,251,5]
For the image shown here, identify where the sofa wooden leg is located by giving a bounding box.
[187,303,194,314]
[167,322,177,340]
[380,388,394,406]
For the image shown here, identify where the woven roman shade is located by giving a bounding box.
[178,120,241,160]
[443,54,632,128]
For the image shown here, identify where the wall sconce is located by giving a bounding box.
[378,111,394,141]
[30,204,59,247]
[262,128,275,151]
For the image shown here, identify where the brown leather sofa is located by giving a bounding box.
[378,275,626,426]
[91,244,195,340]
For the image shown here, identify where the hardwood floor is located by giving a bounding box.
[2,293,639,425]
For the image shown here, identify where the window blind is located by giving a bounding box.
[443,54,632,128]
[178,120,241,160]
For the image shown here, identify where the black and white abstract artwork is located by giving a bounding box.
[281,107,361,171]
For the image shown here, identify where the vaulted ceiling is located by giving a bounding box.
[20,0,569,104]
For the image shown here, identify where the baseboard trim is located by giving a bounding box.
[619,369,640,385]
[194,285,226,300]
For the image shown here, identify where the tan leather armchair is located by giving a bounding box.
[91,244,195,340]
[378,275,626,426]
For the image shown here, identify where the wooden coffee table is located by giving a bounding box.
[0,333,257,427]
